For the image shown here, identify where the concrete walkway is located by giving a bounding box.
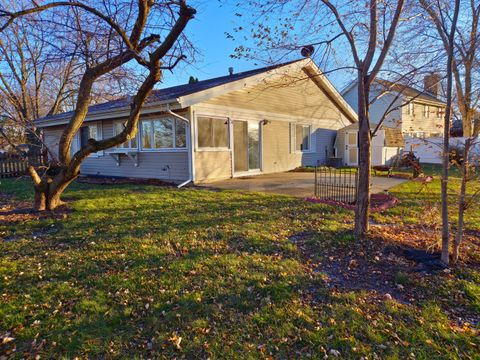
[203,171,407,198]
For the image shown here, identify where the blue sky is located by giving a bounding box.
[159,1,353,92]
[161,1,256,88]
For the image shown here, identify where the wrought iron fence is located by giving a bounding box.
[314,167,358,204]
[0,153,47,178]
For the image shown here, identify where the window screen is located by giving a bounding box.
[197,117,229,148]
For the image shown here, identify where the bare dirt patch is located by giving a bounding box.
[0,193,69,226]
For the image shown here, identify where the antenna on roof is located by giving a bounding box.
[300,45,315,58]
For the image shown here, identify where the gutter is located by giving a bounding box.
[166,107,193,188]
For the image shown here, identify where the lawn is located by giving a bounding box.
[0,177,479,358]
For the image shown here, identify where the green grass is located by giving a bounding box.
[1,178,479,358]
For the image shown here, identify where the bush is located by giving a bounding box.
[449,145,465,166]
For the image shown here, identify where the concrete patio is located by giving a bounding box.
[203,171,407,198]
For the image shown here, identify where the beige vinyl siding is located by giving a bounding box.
[401,102,445,136]
[194,151,231,182]
[192,100,347,181]
[203,69,346,121]
[262,121,301,173]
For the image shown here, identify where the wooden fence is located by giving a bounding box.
[0,152,47,178]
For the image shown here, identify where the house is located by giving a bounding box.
[341,74,447,139]
[37,59,357,184]
[335,123,404,167]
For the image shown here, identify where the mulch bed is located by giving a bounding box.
[306,193,399,212]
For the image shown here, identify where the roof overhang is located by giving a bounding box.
[35,99,183,128]
[36,58,358,127]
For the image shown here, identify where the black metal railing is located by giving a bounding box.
[314,167,358,204]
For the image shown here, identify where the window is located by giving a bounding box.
[141,117,186,150]
[113,121,138,149]
[295,124,311,152]
[437,107,445,118]
[80,124,99,148]
[197,117,229,148]
[407,102,415,116]
[73,123,102,156]
[416,131,426,139]
[424,105,430,118]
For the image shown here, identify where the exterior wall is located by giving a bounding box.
[43,126,63,159]
[343,83,445,136]
[192,102,347,182]
[401,103,444,136]
[336,125,402,166]
[342,87,401,127]
[42,115,191,182]
[194,151,231,181]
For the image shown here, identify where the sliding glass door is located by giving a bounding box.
[233,120,261,173]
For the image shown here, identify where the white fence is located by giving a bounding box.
[404,136,480,164]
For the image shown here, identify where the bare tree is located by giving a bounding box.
[232,0,406,238]
[0,0,196,211]
[419,0,469,265]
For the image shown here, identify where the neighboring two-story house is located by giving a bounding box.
[334,74,447,167]
[341,74,447,138]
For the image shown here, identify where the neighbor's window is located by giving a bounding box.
[407,102,415,115]
[197,116,229,148]
[424,105,430,118]
[295,124,311,152]
[437,107,445,118]
[141,117,186,150]
[113,121,138,149]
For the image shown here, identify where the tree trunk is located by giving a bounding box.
[452,138,471,264]
[32,172,76,211]
[354,74,371,238]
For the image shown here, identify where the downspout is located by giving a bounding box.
[166,106,192,188]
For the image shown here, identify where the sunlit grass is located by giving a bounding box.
[0,178,478,358]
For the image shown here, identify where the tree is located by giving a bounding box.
[232,0,406,238]
[0,0,196,211]
[418,0,468,265]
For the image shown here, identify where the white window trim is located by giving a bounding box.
[424,105,430,118]
[106,120,139,152]
[139,117,188,152]
[195,115,230,152]
[292,123,313,153]
[407,102,415,116]
[73,122,103,157]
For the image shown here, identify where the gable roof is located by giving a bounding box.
[36,58,357,127]
[342,78,446,106]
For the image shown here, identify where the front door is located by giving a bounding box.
[345,131,358,166]
[233,121,261,173]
